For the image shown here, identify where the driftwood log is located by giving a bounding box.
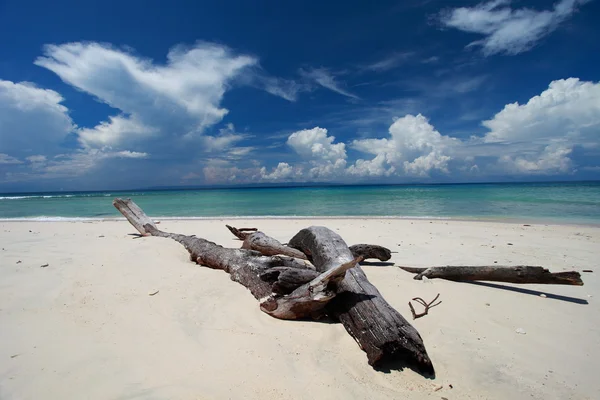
[227,225,392,262]
[289,227,433,373]
[114,198,432,373]
[114,198,357,320]
[399,265,583,285]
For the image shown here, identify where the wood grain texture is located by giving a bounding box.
[289,226,434,373]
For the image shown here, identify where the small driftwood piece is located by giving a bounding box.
[113,198,355,321]
[289,227,434,373]
[226,225,308,260]
[399,265,583,285]
[409,294,442,320]
[349,244,392,261]
[225,226,258,239]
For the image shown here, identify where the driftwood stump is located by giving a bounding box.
[289,226,434,373]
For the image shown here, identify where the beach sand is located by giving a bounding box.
[1,219,598,399]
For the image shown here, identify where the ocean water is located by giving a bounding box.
[1,182,599,224]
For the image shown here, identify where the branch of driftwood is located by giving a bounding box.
[398,265,583,285]
[409,294,442,320]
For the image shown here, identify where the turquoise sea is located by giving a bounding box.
[1,182,599,224]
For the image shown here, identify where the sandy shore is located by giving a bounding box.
[1,219,598,399]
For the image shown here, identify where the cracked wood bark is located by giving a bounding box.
[289,226,434,373]
[226,225,392,262]
[113,198,356,321]
[113,198,157,235]
[399,265,583,285]
[226,225,308,260]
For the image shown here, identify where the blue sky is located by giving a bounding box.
[1,0,599,191]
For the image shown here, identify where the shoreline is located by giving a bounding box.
[2,215,600,227]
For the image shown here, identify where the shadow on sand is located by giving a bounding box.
[463,281,589,305]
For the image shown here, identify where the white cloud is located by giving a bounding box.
[346,78,600,178]
[350,114,458,177]
[171,77,600,184]
[287,127,347,162]
[25,155,47,163]
[0,80,74,157]
[200,123,250,153]
[260,162,297,181]
[365,52,414,72]
[258,76,307,102]
[35,42,257,153]
[0,154,23,165]
[299,68,359,99]
[473,77,600,174]
[440,0,590,55]
[78,115,157,149]
[482,78,600,144]
[286,127,348,179]
[19,149,149,179]
[498,144,573,174]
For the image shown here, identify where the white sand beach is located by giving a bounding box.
[1,219,598,400]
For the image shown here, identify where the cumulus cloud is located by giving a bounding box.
[260,162,297,181]
[299,68,359,99]
[287,127,347,162]
[482,78,600,143]
[0,80,74,158]
[349,78,600,177]
[267,78,600,181]
[475,77,600,173]
[286,127,348,178]
[0,77,157,185]
[350,114,458,177]
[440,0,590,55]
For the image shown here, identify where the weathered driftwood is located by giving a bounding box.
[349,244,392,261]
[114,198,157,235]
[260,256,363,320]
[227,225,308,260]
[289,227,434,373]
[399,265,583,285]
[226,225,392,262]
[113,198,356,321]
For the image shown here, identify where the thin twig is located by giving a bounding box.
[409,293,442,319]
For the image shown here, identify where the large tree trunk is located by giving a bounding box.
[399,265,583,285]
[289,227,434,374]
[113,198,358,320]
